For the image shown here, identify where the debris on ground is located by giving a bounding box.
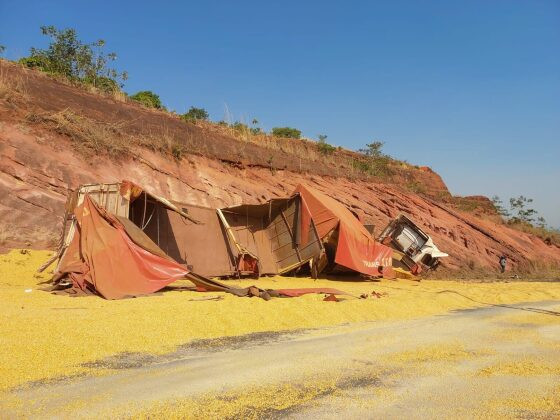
[48,181,412,301]
[188,295,224,302]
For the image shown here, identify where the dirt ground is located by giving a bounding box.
[1,249,559,418]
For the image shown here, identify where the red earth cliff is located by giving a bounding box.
[1,60,559,273]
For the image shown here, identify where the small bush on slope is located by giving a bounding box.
[271,127,301,139]
[130,90,162,109]
[182,107,209,121]
[317,135,335,156]
[354,141,394,178]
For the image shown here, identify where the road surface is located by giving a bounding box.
[2,300,559,418]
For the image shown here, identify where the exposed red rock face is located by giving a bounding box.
[1,60,559,271]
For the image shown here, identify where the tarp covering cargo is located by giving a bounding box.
[294,184,393,277]
[58,181,322,279]
[57,195,191,299]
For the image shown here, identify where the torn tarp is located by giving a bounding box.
[57,195,191,299]
[294,184,394,277]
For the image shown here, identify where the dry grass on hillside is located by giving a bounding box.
[0,67,29,104]
[1,60,433,193]
[25,109,187,160]
[479,212,560,248]
[508,221,560,247]
[3,60,129,105]
[192,119,401,179]
[22,107,398,184]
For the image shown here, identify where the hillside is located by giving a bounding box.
[1,60,559,273]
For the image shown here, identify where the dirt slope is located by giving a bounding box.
[1,60,559,271]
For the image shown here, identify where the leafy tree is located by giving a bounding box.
[493,195,548,231]
[509,195,538,223]
[130,90,162,109]
[0,45,5,55]
[182,106,209,121]
[318,134,328,142]
[491,195,510,217]
[358,141,385,158]
[355,140,392,177]
[272,127,301,139]
[19,26,127,92]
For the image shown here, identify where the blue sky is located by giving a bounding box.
[1,0,559,227]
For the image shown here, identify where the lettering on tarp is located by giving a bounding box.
[362,257,392,268]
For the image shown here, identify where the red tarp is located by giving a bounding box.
[294,184,393,277]
[59,195,189,299]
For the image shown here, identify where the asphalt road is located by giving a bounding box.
[3,300,559,418]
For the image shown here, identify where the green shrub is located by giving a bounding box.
[130,90,162,109]
[317,137,335,155]
[352,156,393,178]
[272,126,301,139]
[354,140,393,178]
[83,75,119,93]
[352,158,371,174]
[19,55,50,70]
[358,141,385,158]
[182,106,209,121]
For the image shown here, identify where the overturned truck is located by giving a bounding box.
[378,214,448,275]
[51,181,397,299]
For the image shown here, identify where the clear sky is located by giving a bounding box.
[1,0,558,227]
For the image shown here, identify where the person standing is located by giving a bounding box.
[499,255,507,273]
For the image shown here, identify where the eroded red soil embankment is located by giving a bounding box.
[1,60,559,271]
